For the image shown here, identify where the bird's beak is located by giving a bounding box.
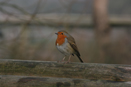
[55,33,58,35]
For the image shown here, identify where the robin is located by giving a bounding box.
[55,30,83,63]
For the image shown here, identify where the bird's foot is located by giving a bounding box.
[64,61,70,64]
[57,60,70,64]
[57,60,66,63]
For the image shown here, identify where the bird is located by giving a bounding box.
[55,30,83,63]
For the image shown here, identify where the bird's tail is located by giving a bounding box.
[77,56,83,63]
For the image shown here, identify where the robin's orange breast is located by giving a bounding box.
[56,37,65,46]
[56,34,67,46]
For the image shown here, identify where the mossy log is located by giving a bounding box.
[0,59,131,82]
[0,75,131,87]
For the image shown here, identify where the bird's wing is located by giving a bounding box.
[66,36,80,57]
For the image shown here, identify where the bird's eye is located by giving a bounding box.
[61,33,63,35]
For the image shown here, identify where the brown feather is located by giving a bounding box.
[66,37,80,56]
[67,37,83,63]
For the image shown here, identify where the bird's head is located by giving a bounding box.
[55,30,70,38]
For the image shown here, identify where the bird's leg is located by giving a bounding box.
[57,56,66,63]
[67,55,72,63]
[62,56,66,62]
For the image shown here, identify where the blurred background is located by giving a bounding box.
[0,0,131,64]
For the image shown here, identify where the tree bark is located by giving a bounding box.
[93,0,111,63]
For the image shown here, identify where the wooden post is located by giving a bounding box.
[93,0,111,63]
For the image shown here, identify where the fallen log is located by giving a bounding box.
[0,59,131,81]
[0,75,131,87]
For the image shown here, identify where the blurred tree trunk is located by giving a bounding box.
[93,0,111,63]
